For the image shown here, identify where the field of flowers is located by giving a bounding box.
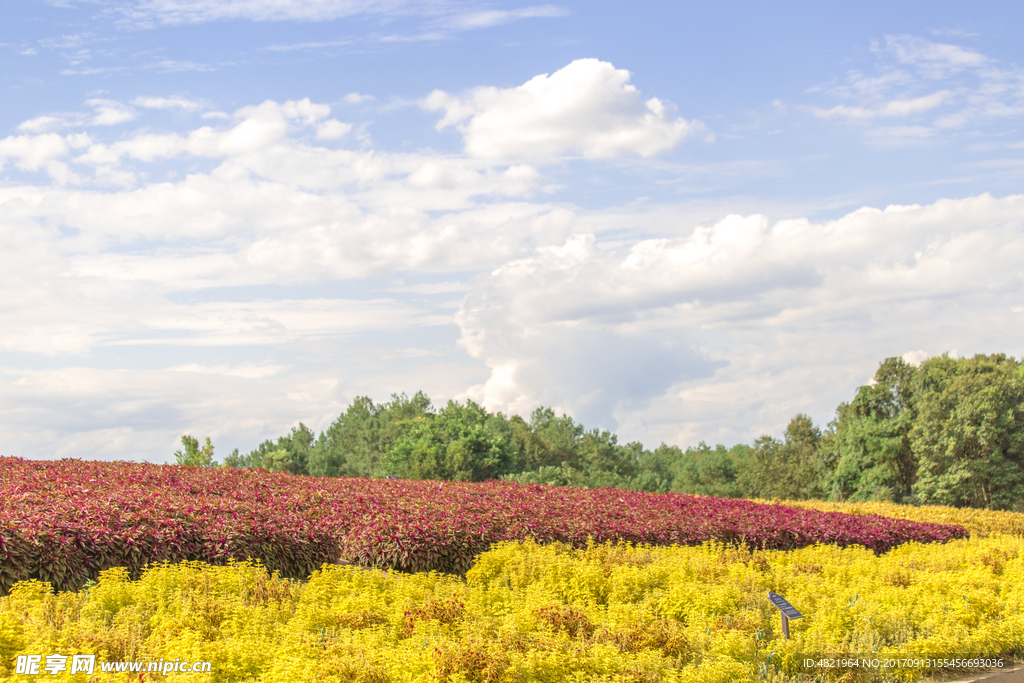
[0,457,967,594]
[1,530,1021,682]
[767,499,1024,538]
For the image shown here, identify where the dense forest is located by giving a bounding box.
[176,353,1024,511]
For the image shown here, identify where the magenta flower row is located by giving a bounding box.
[0,457,966,593]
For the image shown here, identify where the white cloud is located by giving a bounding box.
[118,0,434,25]
[385,280,471,294]
[316,119,352,140]
[0,200,459,351]
[14,100,141,135]
[86,99,138,126]
[132,298,451,346]
[881,34,989,78]
[238,97,331,125]
[17,116,63,134]
[166,363,289,378]
[146,59,216,72]
[133,95,205,110]
[0,134,71,172]
[424,58,710,162]
[0,89,571,367]
[458,194,1024,439]
[70,98,332,168]
[342,92,374,104]
[880,90,954,115]
[444,4,566,30]
[863,125,937,147]
[0,220,148,354]
[0,365,349,462]
[4,72,1021,462]
[900,350,931,366]
[809,91,953,120]
[805,35,1024,142]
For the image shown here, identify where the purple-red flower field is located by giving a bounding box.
[0,456,967,594]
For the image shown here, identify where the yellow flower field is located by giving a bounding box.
[1,501,1022,683]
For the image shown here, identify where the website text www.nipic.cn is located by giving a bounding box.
[15,654,212,676]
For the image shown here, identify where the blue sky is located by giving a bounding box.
[1,0,1023,462]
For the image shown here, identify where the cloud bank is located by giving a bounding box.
[459,195,1024,440]
[1,52,1022,463]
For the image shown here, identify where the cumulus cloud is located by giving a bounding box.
[69,98,334,170]
[424,59,710,162]
[458,194,1024,439]
[0,91,567,365]
[0,134,72,172]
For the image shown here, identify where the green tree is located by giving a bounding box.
[502,414,559,473]
[910,353,1024,510]
[261,448,295,473]
[309,392,434,478]
[379,399,515,482]
[672,442,743,498]
[220,448,243,468]
[174,435,216,467]
[737,414,824,500]
[529,407,585,463]
[577,428,637,479]
[826,357,918,502]
[630,444,681,493]
[245,423,314,475]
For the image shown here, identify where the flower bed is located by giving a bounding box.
[764,498,1024,538]
[3,535,1021,682]
[0,457,967,593]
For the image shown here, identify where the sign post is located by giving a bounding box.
[768,592,804,639]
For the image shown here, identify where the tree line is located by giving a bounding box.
[175,353,1024,511]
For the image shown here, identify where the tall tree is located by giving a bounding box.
[529,407,585,463]
[174,435,216,467]
[577,428,637,479]
[911,354,1024,510]
[631,444,682,494]
[308,396,384,477]
[501,414,559,473]
[245,423,315,475]
[307,392,434,477]
[672,442,743,498]
[826,357,918,502]
[738,414,824,500]
[379,399,515,482]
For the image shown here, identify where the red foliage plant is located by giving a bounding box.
[0,457,967,593]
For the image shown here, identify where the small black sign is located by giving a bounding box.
[768,592,804,620]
